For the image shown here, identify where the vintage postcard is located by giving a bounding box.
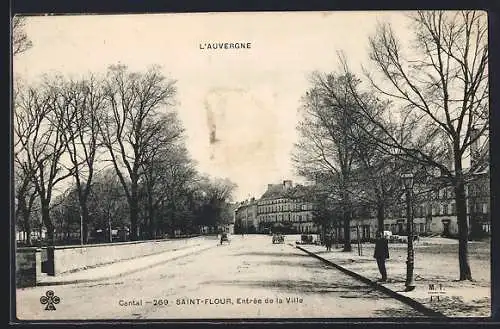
[12,11,490,321]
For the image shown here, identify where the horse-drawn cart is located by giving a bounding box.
[220,232,230,245]
[272,233,285,244]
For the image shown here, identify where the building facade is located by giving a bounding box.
[350,171,490,240]
[256,180,317,234]
[234,170,489,240]
[234,198,258,233]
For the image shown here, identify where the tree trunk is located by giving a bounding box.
[18,197,33,246]
[377,202,385,234]
[41,200,54,245]
[26,192,37,245]
[77,189,91,244]
[454,161,472,280]
[149,210,156,239]
[147,192,155,239]
[22,205,32,246]
[343,208,352,252]
[81,205,90,244]
[129,198,139,241]
[342,188,352,251]
[129,181,139,241]
[23,212,32,246]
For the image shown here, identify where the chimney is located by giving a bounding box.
[283,180,293,189]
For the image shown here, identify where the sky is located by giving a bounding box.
[14,11,416,202]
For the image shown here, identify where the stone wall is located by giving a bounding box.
[16,248,41,288]
[48,236,206,275]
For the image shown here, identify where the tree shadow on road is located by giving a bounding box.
[258,259,335,270]
[204,278,392,300]
[232,251,309,258]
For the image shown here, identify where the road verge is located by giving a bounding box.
[293,244,446,318]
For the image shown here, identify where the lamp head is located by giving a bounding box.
[401,172,414,190]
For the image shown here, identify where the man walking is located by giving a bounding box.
[325,234,332,251]
[374,231,389,282]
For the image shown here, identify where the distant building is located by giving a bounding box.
[256,180,317,234]
[234,198,258,233]
[350,170,490,240]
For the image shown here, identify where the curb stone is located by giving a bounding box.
[35,244,216,287]
[293,244,446,318]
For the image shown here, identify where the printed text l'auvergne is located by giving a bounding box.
[199,42,252,50]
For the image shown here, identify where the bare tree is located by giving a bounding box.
[12,16,33,56]
[89,169,129,242]
[354,11,488,280]
[294,72,366,252]
[140,128,193,238]
[14,163,38,245]
[197,177,237,231]
[98,64,177,241]
[349,100,406,235]
[55,74,107,243]
[14,77,74,244]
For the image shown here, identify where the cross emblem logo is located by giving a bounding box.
[40,290,60,311]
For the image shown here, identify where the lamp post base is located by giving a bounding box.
[404,285,416,292]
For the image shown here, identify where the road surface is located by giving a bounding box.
[16,235,423,320]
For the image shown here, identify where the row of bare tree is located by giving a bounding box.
[294,11,489,281]
[14,64,237,245]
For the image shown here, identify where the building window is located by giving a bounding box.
[443,204,448,215]
[420,223,424,233]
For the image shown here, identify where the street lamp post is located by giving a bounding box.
[402,172,415,292]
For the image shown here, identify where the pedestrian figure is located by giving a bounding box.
[325,234,332,251]
[374,231,389,282]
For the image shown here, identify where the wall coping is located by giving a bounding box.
[16,247,42,253]
[47,235,202,250]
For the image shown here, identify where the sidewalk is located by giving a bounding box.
[297,238,491,317]
[36,239,218,286]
